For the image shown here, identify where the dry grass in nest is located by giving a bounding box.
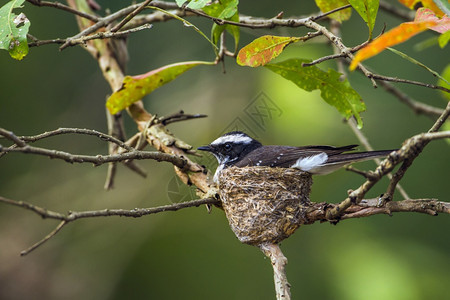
[218,166,313,246]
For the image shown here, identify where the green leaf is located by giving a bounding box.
[265,58,366,127]
[438,30,450,48]
[348,0,379,38]
[237,36,302,67]
[437,64,450,101]
[0,0,30,60]
[175,0,209,9]
[315,0,352,22]
[106,61,214,114]
[203,0,240,51]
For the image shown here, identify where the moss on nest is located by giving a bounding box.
[218,166,313,246]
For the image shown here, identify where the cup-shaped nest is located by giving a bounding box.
[218,166,313,246]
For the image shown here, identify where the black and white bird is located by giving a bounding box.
[198,131,395,182]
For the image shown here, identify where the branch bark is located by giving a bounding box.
[1,195,448,256]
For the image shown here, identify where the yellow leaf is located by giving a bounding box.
[315,0,352,22]
[350,20,437,70]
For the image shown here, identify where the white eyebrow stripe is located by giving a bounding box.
[210,134,252,145]
[290,152,328,171]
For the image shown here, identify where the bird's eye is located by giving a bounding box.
[224,143,232,151]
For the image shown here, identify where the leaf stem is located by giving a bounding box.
[146,5,219,55]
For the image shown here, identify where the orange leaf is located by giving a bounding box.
[415,7,450,33]
[398,0,445,17]
[350,20,437,70]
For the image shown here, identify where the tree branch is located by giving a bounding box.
[1,194,448,256]
[0,127,191,169]
[260,243,291,300]
[26,0,99,22]
[326,101,450,220]
[375,80,445,119]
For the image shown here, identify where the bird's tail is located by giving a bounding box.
[309,149,396,175]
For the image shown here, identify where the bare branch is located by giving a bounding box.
[1,193,448,256]
[59,3,142,50]
[1,144,190,169]
[429,101,450,133]
[347,118,411,199]
[20,221,67,256]
[304,198,450,224]
[30,24,152,48]
[15,127,134,151]
[0,127,195,169]
[372,74,450,94]
[326,127,450,220]
[0,195,219,255]
[159,111,208,126]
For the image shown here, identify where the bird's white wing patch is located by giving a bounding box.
[291,152,328,172]
[211,134,252,145]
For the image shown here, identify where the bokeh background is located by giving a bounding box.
[1,1,449,299]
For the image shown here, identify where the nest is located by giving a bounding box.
[218,166,313,246]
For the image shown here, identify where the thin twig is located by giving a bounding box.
[33,24,151,48]
[159,111,208,126]
[110,0,152,32]
[429,101,450,133]
[20,221,67,256]
[311,4,352,21]
[15,127,134,151]
[347,119,411,200]
[383,130,450,201]
[59,3,143,50]
[371,74,450,94]
[376,80,445,119]
[26,0,99,22]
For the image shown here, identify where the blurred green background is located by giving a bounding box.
[0,1,449,299]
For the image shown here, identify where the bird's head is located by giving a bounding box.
[197,131,262,167]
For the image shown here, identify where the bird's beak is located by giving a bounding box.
[197,145,212,152]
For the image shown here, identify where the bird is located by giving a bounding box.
[197,131,395,182]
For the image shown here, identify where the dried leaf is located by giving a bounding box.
[415,7,450,33]
[237,35,302,67]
